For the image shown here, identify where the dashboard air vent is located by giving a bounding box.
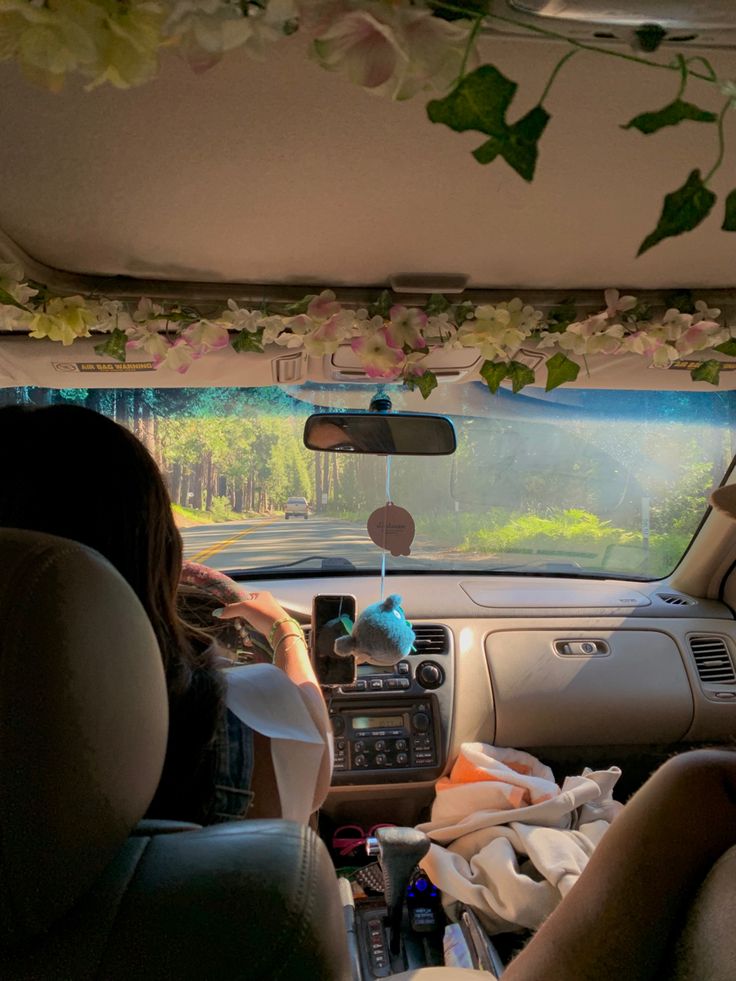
[412,624,449,655]
[689,636,736,684]
[657,593,694,607]
[302,625,311,647]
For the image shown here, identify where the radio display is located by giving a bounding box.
[352,715,404,731]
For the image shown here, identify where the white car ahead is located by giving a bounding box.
[284,496,309,520]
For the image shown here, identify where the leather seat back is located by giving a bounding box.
[0,529,350,980]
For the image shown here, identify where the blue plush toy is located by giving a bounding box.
[334,594,415,666]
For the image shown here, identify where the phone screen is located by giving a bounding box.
[311,594,357,686]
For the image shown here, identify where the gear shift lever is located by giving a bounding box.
[373,826,431,956]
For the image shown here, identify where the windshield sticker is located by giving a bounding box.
[53,362,156,373]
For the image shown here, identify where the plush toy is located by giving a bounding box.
[334,594,415,666]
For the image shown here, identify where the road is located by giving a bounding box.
[181,515,391,573]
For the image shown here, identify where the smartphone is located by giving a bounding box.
[311,594,357,687]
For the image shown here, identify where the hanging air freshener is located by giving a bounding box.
[367,501,416,557]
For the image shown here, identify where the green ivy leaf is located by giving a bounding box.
[664,290,695,314]
[369,290,393,319]
[546,297,578,332]
[425,293,450,316]
[722,189,736,231]
[282,296,313,316]
[427,65,549,182]
[623,99,717,135]
[472,105,550,182]
[480,360,509,394]
[691,360,721,385]
[232,330,264,353]
[506,360,536,393]
[405,370,439,399]
[0,286,29,311]
[637,169,716,256]
[715,339,736,356]
[93,328,128,363]
[545,352,580,391]
[430,0,489,21]
[452,300,475,325]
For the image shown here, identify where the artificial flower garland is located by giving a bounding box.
[3,2,736,255]
[2,263,735,395]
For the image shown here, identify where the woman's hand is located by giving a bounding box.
[214,590,302,645]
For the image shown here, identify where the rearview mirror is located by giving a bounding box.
[304,412,456,455]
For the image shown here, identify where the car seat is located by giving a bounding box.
[0,528,351,980]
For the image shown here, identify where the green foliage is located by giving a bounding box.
[232,330,263,353]
[480,359,535,394]
[210,495,236,522]
[507,360,536,393]
[545,352,580,391]
[623,99,717,134]
[480,359,508,394]
[638,169,717,256]
[405,370,439,399]
[94,328,128,362]
[0,286,28,311]
[427,65,549,181]
[722,188,736,231]
[715,338,736,356]
[691,360,721,385]
[546,298,578,332]
[425,293,451,316]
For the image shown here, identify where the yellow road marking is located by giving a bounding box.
[188,518,280,563]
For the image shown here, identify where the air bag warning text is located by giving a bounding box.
[53,362,155,372]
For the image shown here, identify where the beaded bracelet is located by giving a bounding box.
[267,616,304,649]
[272,631,305,656]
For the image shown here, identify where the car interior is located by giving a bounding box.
[3,1,736,979]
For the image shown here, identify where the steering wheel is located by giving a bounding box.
[179,561,273,664]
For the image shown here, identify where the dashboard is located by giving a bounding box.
[236,572,736,821]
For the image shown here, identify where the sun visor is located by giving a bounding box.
[0,335,303,390]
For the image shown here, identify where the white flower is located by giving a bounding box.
[261,315,289,346]
[455,299,540,360]
[94,298,133,333]
[0,261,37,305]
[222,300,262,333]
[692,299,721,324]
[164,0,256,72]
[604,288,637,320]
[133,296,166,324]
[309,1,473,101]
[126,324,171,360]
[661,308,693,340]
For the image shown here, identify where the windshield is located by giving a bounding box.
[2,383,733,580]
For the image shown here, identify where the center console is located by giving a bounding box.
[328,624,454,785]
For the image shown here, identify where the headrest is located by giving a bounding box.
[0,529,168,947]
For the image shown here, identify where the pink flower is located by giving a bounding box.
[386,305,427,350]
[351,326,405,378]
[182,319,231,354]
[307,289,341,320]
[153,337,199,374]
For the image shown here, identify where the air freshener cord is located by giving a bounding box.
[380,456,392,601]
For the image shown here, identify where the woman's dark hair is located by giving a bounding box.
[0,403,223,822]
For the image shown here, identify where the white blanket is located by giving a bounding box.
[417,743,623,934]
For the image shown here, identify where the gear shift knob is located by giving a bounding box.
[375,826,431,956]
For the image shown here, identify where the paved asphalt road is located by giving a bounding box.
[181,515,391,573]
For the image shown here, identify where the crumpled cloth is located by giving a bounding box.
[417,743,623,934]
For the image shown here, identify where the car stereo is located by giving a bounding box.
[330,699,438,778]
